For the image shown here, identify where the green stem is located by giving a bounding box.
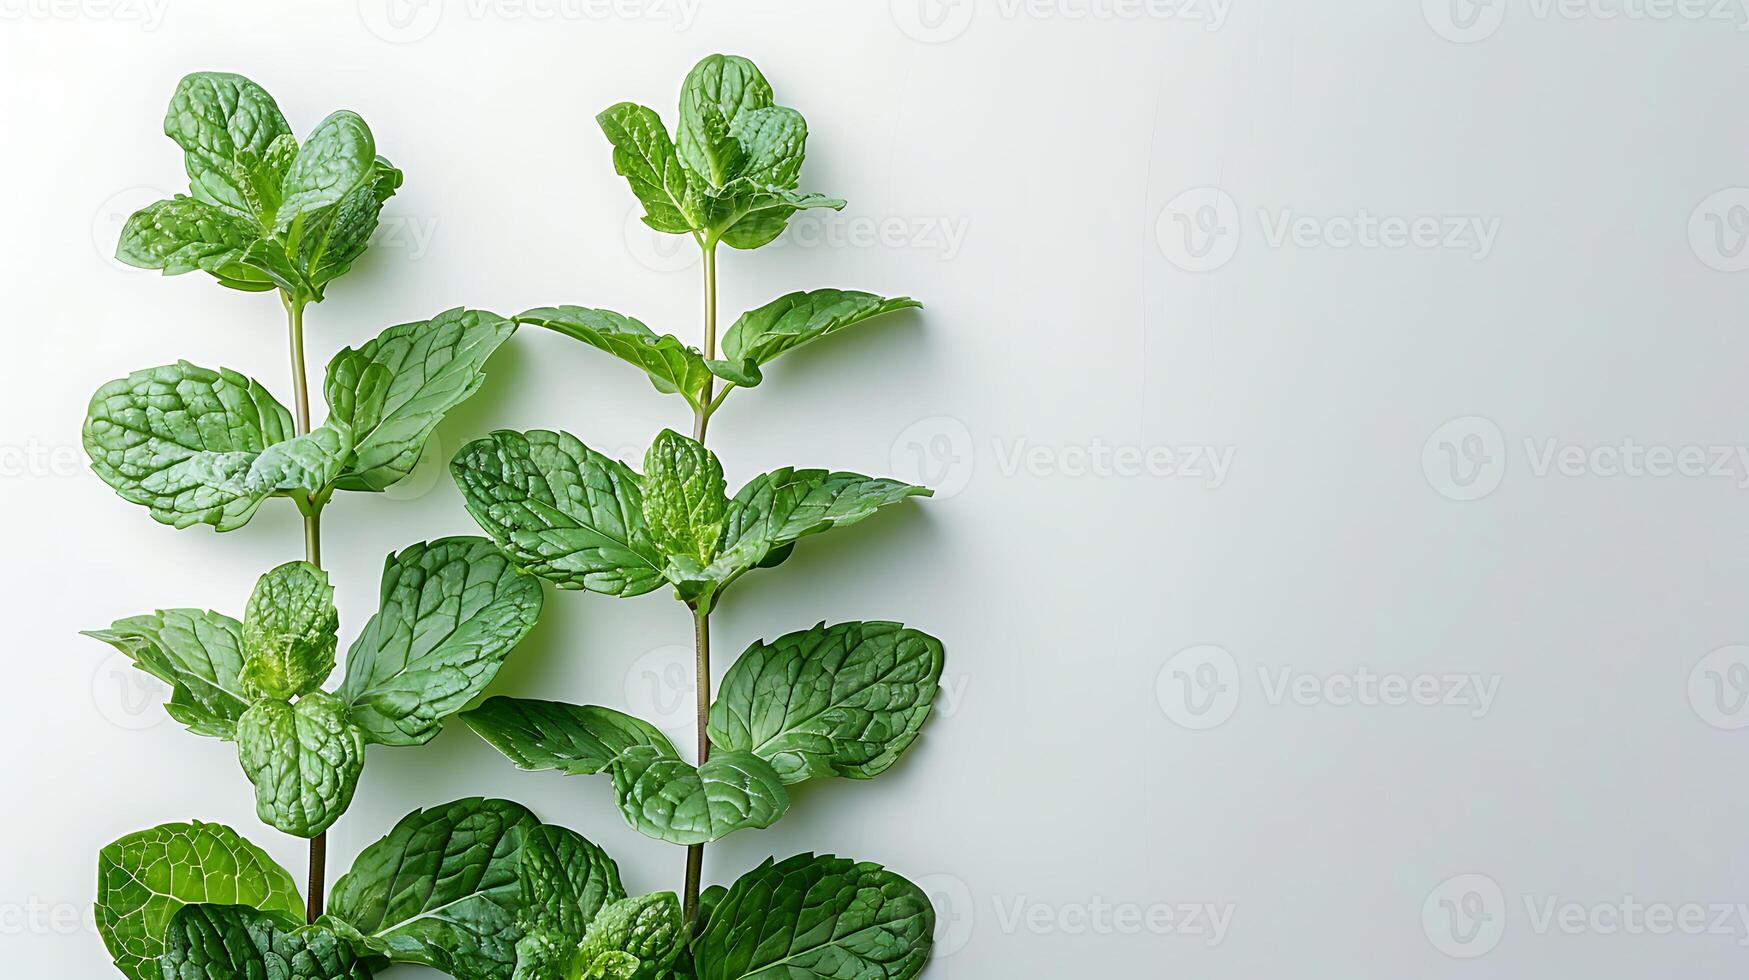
[683,239,720,930]
[282,290,328,924]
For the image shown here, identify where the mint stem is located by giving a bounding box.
[683,239,720,930]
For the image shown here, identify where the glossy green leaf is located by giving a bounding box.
[328,797,541,979]
[82,609,249,739]
[727,106,806,191]
[83,361,295,531]
[187,422,353,511]
[517,824,626,940]
[302,156,403,288]
[340,537,544,746]
[677,55,772,189]
[574,893,684,980]
[95,821,303,980]
[158,903,370,980]
[709,622,943,785]
[641,429,727,568]
[711,291,921,387]
[610,747,788,846]
[597,103,694,234]
[715,189,844,251]
[325,307,516,492]
[115,197,261,279]
[463,698,672,776]
[162,72,291,217]
[239,561,338,700]
[693,854,934,980]
[452,430,664,596]
[516,306,711,409]
[236,692,366,839]
[277,111,376,235]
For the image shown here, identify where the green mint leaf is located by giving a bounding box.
[83,361,295,531]
[115,196,262,280]
[276,110,376,236]
[237,237,320,298]
[339,537,543,746]
[713,290,921,387]
[162,72,292,218]
[511,930,579,980]
[327,797,541,978]
[232,132,299,227]
[452,430,665,597]
[693,854,934,980]
[708,621,944,785]
[641,429,728,568]
[188,420,354,504]
[574,893,684,980]
[517,824,626,941]
[516,306,711,409]
[716,190,845,251]
[463,698,674,776]
[157,903,370,980]
[82,609,249,739]
[236,692,366,838]
[597,103,695,234]
[240,561,338,700]
[95,821,303,980]
[325,307,517,492]
[726,105,806,190]
[676,55,773,189]
[609,747,788,846]
[301,156,403,289]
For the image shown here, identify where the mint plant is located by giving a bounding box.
[84,68,529,963]
[448,54,944,976]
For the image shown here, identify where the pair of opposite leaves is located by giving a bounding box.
[100,799,933,980]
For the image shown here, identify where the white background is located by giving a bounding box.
[3,0,1749,976]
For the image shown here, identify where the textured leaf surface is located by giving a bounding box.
[610,748,788,846]
[574,893,683,980]
[708,622,943,785]
[95,821,302,980]
[516,307,710,408]
[517,824,626,940]
[693,854,934,980]
[328,798,540,979]
[162,72,291,216]
[83,362,294,530]
[677,55,772,189]
[277,111,375,234]
[236,693,366,838]
[158,903,370,980]
[641,429,727,568]
[83,609,249,738]
[727,106,806,190]
[325,308,516,492]
[301,156,402,287]
[597,103,694,234]
[240,561,338,699]
[463,698,672,776]
[452,430,664,596]
[189,421,353,503]
[116,197,260,278]
[340,537,543,746]
[714,291,921,387]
